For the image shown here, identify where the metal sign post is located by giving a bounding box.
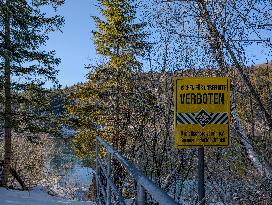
[174,77,230,205]
[198,147,205,205]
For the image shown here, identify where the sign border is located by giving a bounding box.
[174,77,230,148]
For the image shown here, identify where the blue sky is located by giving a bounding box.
[44,0,99,87]
[43,1,271,87]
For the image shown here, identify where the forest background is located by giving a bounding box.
[0,0,271,204]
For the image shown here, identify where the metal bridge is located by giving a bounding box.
[95,136,180,205]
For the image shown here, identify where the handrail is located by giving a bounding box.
[96,136,180,205]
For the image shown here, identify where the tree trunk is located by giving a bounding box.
[196,0,272,177]
[231,91,271,178]
[2,0,12,187]
[197,0,272,129]
[9,168,27,190]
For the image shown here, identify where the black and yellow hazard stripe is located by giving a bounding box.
[176,110,228,126]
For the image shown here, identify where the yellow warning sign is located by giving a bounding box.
[174,77,230,148]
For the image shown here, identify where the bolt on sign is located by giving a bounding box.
[174,77,230,148]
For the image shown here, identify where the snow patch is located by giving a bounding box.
[0,187,94,205]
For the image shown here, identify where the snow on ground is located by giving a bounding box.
[0,187,95,205]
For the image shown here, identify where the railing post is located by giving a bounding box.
[96,139,100,205]
[106,152,112,205]
[136,183,146,205]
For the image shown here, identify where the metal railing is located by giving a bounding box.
[96,136,180,205]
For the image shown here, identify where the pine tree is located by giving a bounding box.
[0,0,64,187]
[68,0,148,157]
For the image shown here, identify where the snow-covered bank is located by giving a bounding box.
[0,187,94,205]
